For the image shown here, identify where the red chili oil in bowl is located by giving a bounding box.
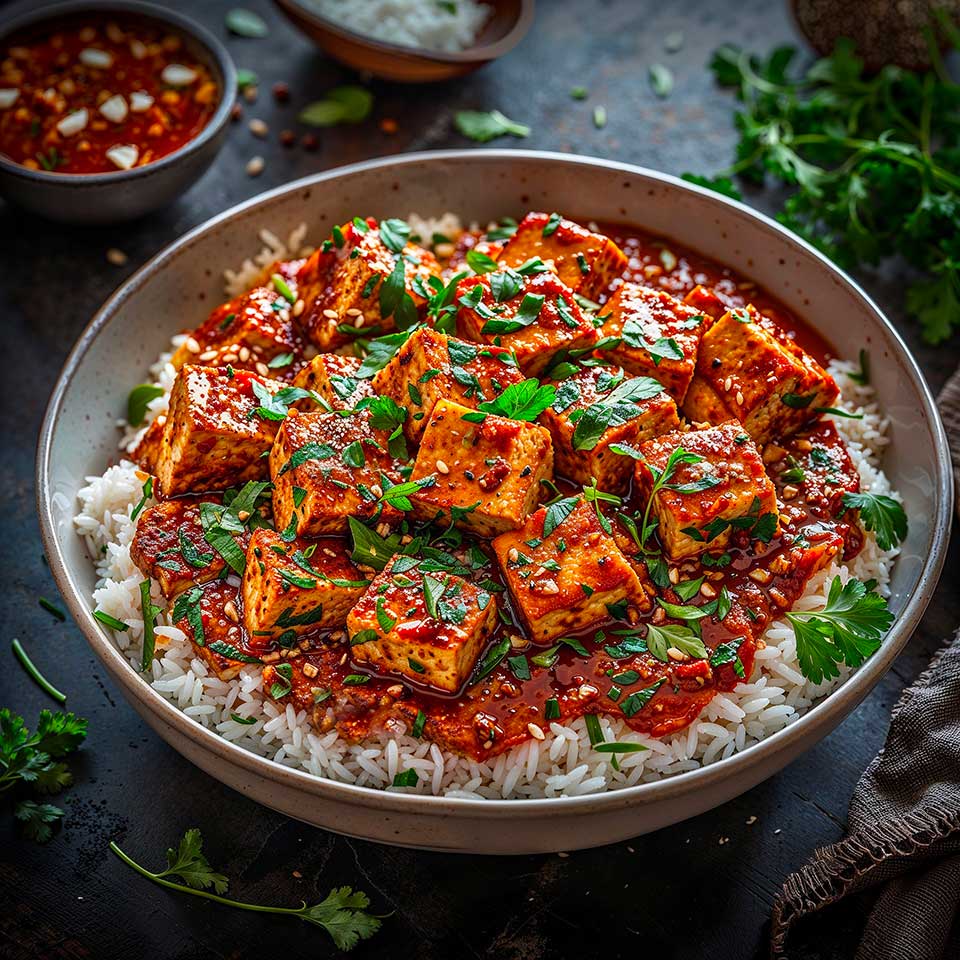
[0,12,220,175]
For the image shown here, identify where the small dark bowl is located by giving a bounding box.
[0,0,236,224]
[273,0,534,83]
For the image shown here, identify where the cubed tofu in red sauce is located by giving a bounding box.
[135,212,880,762]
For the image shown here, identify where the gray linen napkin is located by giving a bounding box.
[769,367,960,959]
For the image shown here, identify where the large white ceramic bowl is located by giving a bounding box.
[37,151,952,853]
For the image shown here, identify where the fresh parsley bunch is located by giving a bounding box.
[686,16,960,342]
[1,708,87,842]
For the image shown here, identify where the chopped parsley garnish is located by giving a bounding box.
[620,679,664,717]
[569,376,665,451]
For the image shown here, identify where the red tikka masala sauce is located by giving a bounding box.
[0,15,219,174]
[193,223,859,762]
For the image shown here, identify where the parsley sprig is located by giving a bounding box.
[110,828,382,951]
[1,708,87,842]
[686,27,960,342]
[787,576,893,684]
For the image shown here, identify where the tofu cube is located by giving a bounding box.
[270,409,404,537]
[295,218,441,352]
[498,212,627,300]
[347,558,497,692]
[131,496,242,598]
[131,415,165,476]
[456,270,597,377]
[291,353,375,410]
[682,305,839,444]
[156,365,284,497]
[409,399,554,537]
[372,327,525,441]
[540,365,680,493]
[242,527,368,645]
[492,498,646,642]
[170,580,257,681]
[635,421,780,561]
[683,284,727,326]
[598,282,706,403]
[172,267,305,378]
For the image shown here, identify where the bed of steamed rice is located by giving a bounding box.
[75,220,899,800]
[304,0,492,53]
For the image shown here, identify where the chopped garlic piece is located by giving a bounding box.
[129,90,154,112]
[79,48,113,69]
[0,88,19,109]
[56,108,89,137]
[161,64,197,87]
[99,94,128,123]
[106,143,139,170]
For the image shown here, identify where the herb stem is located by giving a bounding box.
[11,639,67,704]
[109,841,304,916]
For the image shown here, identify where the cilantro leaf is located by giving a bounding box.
[477,379,556,421]
[842,492,908,550]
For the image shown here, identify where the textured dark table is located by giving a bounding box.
[2,2,957,958]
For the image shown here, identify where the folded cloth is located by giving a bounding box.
[769,367,960,960]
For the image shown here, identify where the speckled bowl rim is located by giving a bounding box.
[37,150,953,821]
[272,0,536,65]
[0,0,236,186]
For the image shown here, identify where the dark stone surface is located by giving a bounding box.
[0,1,955,958]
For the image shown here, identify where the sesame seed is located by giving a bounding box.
[527,722,545,740]
[243,84,258,103]
[346,308,362,317]
[736,390,744,405]
[435,459,449,474]
[293,298,305,317]
[185,336,201,353]
[238,346,250,361]
[255,362,269,376]
[353,315,365,328]
[724,377,733,392]
[246,155,264,177]
[322,308,339,319]
[666,646,688,662]
[106,247,128,266]
[248,118,268,138]
[198,349,218,361]
[222,352,238,363]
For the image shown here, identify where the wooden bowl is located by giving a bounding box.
[272,0,534,82]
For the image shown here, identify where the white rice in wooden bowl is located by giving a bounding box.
[75,219,900,800]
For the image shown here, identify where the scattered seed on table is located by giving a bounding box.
[246,155,265,176]
[279,129,296,147]
[272,81,290,102]
[248,118,268,138]
[243,85,258,103]
[301,133,318,151]
[379,117,398,134]
[106,247,128,265]
[230,102,243,122]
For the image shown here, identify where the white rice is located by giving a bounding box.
[74,224,900,800]
[306,0,492,53]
